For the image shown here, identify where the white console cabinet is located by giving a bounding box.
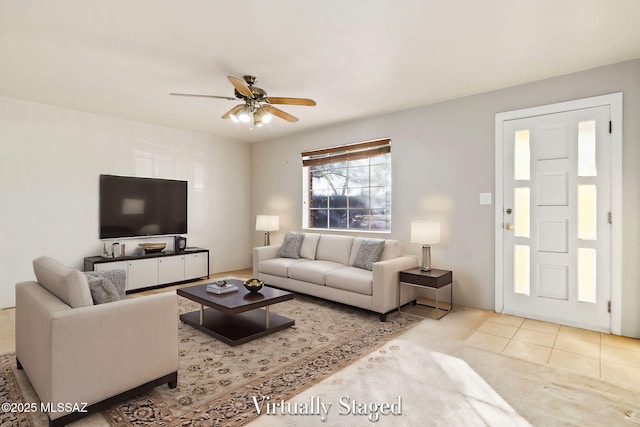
[84,249,210,292]
[185,252,208,280]
[128,258,161,290]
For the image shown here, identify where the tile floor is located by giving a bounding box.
[465,312,640,390]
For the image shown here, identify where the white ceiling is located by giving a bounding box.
[1,0,639,143]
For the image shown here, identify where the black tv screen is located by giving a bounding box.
[99,174,187,239]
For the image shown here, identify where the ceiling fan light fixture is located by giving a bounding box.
[237,105,252,123]
[253,107,271,126]
[253,111,263,127]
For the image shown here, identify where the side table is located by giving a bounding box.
[398,268,453,319]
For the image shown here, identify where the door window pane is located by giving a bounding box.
[578,185,597,240]
[578,120,597,177]
[514,130,530,181]
[514,245,530,295]
[514,187,530,238]
[578,248,596,303]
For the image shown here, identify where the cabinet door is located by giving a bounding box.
[94,260,129,290]
[158,256,185,284]
[185,252,209,280]
[127,258,159,290]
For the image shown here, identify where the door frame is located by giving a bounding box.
[495,93,622,334]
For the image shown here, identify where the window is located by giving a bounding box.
[302,139,391,231]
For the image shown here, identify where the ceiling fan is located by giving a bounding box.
[170,75,316,127]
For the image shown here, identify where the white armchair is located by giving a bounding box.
[16,256,179,427]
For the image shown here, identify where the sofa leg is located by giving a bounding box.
[16,358,22,370]
[379,313,387,322]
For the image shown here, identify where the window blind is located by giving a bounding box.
[301,138,391,167]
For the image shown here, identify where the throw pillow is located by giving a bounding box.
[85,275,122,304]
[85,269,126,299]
[353,239,386,271]
[299,233,320,260]
[278,232,304,259]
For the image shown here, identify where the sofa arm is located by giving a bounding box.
[371,256,419,314]
[253,245,281,277]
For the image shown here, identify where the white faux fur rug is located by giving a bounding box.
[247,322,530,427]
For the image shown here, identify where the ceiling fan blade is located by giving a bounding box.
[263,105,299,122]
[170,93,236,100]
[267,97,316,106]
[228,76,254,98]
[221,104,243,119]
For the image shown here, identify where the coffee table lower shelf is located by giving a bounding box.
[180,308,295,346]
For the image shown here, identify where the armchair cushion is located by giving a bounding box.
[32,256,93,308]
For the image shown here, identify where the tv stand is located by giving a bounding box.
[84,248,209,292]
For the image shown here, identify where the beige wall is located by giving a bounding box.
[251,59,640,337]
[0,97,252,309]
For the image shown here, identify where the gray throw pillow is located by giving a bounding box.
[86,275,122,304]
[85,269,126,299]
[278,232,304,259]
[353,239,386,271]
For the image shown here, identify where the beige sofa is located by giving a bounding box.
[253,233,417,321]
[16,256,178,427]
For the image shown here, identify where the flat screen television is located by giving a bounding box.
[99,174,187,239]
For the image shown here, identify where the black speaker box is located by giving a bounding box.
[174,236,187,252]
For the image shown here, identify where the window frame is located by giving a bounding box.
[301,139,392,232]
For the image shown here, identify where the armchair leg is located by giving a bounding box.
[44,372,179,427]
[168,372,178,389]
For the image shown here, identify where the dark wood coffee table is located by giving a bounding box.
[176,279,294,346]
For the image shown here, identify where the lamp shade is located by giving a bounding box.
[411,221,440,245]
[256,215,280,232]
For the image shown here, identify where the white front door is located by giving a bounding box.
[501,105,612,331]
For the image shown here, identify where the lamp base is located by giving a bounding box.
[420,245,432,271]
[264,231,270,246]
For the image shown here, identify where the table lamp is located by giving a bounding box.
[411,220,441,271]
[256,215,280,246]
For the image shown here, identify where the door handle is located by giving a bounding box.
[505,223,513,230]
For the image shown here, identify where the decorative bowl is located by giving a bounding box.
[243,278,264,293]
[138,243,167,253]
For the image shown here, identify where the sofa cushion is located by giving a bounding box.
[300,233,321,260]
[315,235,354,265]
[288,260,345,285]
[380,239,402,261]
[352,239,385,271]
[32,256,93,308]
[325,267,373,296]
[259,258,308,277]
[278,231,304,259]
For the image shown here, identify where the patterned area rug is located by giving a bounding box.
[0,290,419,426]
